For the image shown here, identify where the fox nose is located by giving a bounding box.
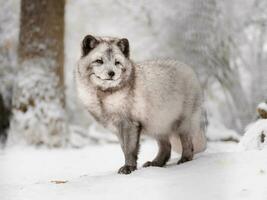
[108,70,115,78]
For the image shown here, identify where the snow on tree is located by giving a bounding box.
[178,0,267,132]
[0,0,19,145]
[243,0,267,109]
[205,118,241,142]
[8,0,67,147]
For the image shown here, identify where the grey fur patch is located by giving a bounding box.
[172,115,185,131]
[106,47,113,60]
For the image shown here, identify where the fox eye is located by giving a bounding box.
[115,60,121,66]
[94,59,103,64]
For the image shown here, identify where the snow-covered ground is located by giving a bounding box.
[1,140,267,200]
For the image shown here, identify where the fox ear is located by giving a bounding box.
[117,38,130,58]
[81,35,99,57]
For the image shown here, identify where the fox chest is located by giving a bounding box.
[87,91,130,126]
[101,92,129,116]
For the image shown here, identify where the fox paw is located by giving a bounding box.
[118,165,136,174]
[177,156,192,164]
[143,161,165,168]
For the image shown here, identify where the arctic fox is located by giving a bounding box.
[75,35,206,174]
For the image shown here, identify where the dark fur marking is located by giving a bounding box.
[117,38,130,58]
[81,35,99,57]
[106,47,113,60]
[172,115,185,131]
[106,39,116,44]
[192,92,201,114]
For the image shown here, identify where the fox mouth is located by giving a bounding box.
[92,74,120,81]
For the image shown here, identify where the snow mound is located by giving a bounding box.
[238,119,267,151]
[1,142,267,200]
[206,119,241,142]
[258,102,267,112]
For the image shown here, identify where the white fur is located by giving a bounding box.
[130,60,201,136]
[76,59,204,138]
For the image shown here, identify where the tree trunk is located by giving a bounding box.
[18,0,65,86]
[0,0,19,145]
[9,0,67,147]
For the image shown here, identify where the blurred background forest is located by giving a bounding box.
[0,0,267,148]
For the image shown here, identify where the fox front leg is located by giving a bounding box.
[116,120,140,174]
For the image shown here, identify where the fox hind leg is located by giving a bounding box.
[143,137,171,167]
[177,133,194,164]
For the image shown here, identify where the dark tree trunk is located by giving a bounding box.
[18,0,65,86]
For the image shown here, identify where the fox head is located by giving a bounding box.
[77,35,134,91]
